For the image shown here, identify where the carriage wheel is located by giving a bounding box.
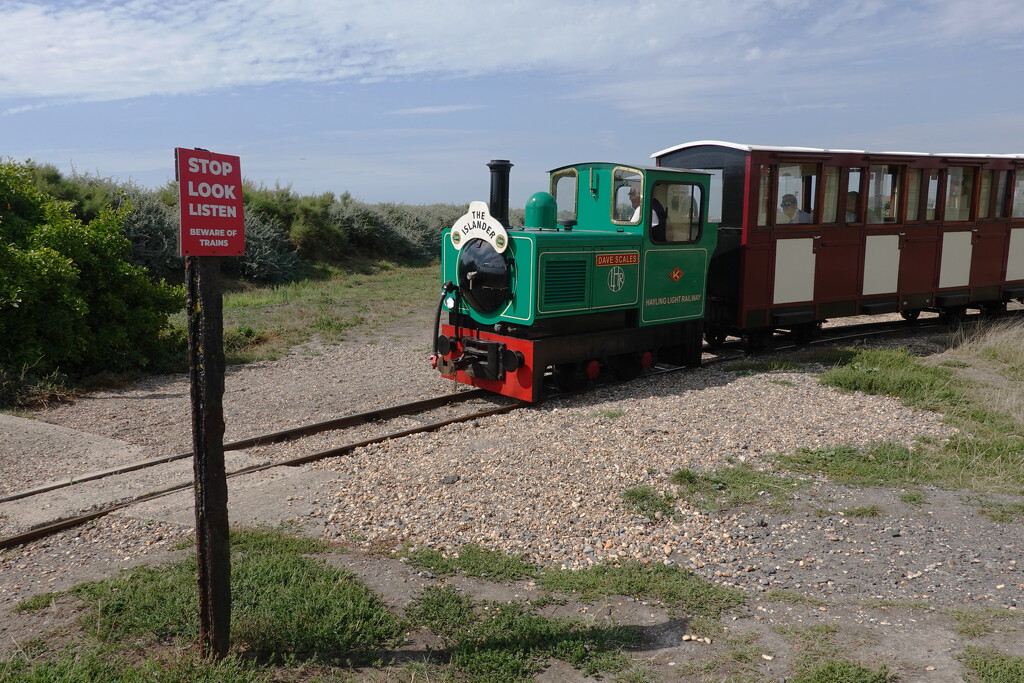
[743,329,770,353]
[942,306,967,330]
[900,309,921,322]
[704,328,728,348]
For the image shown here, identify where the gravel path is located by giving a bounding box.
[2,327,1022,679]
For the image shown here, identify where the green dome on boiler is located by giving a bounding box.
[524,191,557,229]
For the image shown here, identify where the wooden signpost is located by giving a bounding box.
[175,147,244,658]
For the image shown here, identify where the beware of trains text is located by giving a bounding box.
[177,148,245,256]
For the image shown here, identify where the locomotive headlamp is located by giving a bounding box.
[443,294,457,311]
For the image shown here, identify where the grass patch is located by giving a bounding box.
[670,464,805,512]
[537,561,744,617]
[406,585,637,681]
[400,543,538,581]
[899,491,927,505]
[400,545,744,621]
[622,485,676,519]
[80,528,400,664]
[976,499,1024,523]
[777,442,931,488]
[960,645,1024,682]
[945,607,1020,638]
[724,347,858,375]
[776,623,896,682]
[3,529,404,679]
[820,347,965,410]
[839,505,883,518]
[813,344,1024,495]
[170,262,438,363]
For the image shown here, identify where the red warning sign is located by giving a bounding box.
[176,148,245,256]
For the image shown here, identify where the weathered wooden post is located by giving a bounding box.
[176,148,245,658]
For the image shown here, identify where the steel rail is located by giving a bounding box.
[0,401,520,550]
[0,389,491,505]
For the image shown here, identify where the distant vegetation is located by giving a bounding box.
[1,159,512,406]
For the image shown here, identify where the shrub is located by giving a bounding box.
[0,161,184,400]
[26,162,119,224]
[222,211,302,283]
[118,184,183,280]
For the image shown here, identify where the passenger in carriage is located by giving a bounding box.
[779,194,812,224]
[845,191,860,222]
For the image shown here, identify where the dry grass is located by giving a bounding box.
[945,318,1024,425]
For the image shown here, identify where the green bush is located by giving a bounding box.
[118,184,183,279]
[293,199,468,264]
[0,161,184,400]
[222,212,302,283]
[26,162,118,224]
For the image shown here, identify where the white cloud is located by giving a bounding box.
[0,0,782,101]
[388,105,484,115]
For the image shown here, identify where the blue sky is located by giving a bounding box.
[2,0,1023,208]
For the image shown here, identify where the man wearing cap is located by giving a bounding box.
[779,193,812,223]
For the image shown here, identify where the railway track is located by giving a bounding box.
[0,389,519,550]
[0,310,1007,550]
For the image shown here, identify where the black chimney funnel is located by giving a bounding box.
[487,159,513,228]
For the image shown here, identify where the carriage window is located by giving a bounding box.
[822,167,840,223]
[776,162,817,224]
[757,165,772,227]
[688,169,722,223]
[868,165,902,224]
[1013,171,1024,219]
[995,171,1009,218]
[981,171,1013,218]
[979,171,993,219]
[651,182,702,243]
[551,169,578,221]
[846,168,863,222]
[944,166,973,221]
[612,167,643,223]
[907,169,921,220]
[925,170,939,220]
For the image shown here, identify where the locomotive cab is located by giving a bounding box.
[434,160,716,401]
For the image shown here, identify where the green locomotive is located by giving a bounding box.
[433,159,715,401]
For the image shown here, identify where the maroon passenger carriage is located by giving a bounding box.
[653,141,1024,349]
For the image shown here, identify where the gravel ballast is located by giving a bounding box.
[4,332,1019,617]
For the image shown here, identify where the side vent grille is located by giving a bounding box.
[543,260,586,304]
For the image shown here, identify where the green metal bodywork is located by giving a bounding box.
[441,163,716,329]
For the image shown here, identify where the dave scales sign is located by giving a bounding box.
[176,148,245,256]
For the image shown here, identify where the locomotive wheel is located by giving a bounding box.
[900,309,921,322]
[553,362,589,392]
[610,353,643,380]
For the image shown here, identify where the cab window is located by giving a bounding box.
[612,167,643,224]
[651,181,702,244]
[550,168,578,222]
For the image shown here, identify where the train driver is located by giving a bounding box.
[629,184,668,240]
[779,193,812,224]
